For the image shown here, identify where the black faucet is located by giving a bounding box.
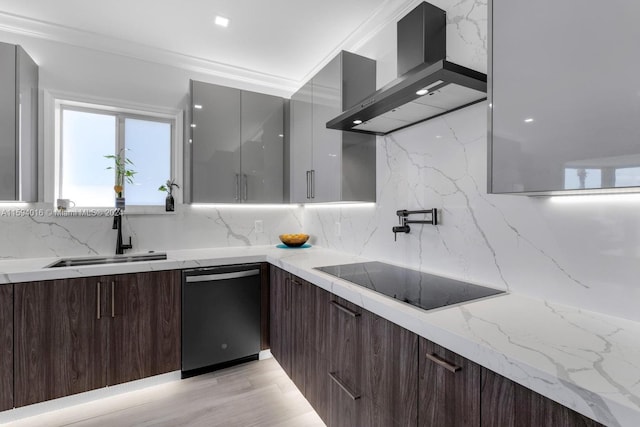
[112,210,132,255]
[393,208,438,241]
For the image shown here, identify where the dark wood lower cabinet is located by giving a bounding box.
[0,284,14,411]
[419,338,480,427]
[13,271,181,408]
[109,271,180,386]
[328,297,419,427]
[14,277,107,407]
[269,266,292,376]
[302,282,330,423]
[362,312,418,427]
[269,268,603,427]
[290,277,307,392]
[481,368,603,427]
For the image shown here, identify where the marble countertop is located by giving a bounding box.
[1,246,638,426]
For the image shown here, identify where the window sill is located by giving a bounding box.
[120,206,177,215]
[56,206,177,216]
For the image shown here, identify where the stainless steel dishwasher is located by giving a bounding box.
[182,263,261,378]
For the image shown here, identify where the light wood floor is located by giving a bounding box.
[8,358,326,427]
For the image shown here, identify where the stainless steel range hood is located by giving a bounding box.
[327,2,487,136]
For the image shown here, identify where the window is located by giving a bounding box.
[59,104,174,207]
[563,168,602,190]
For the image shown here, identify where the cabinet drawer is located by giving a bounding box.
[329,297,362,393]
[419,338,480,427]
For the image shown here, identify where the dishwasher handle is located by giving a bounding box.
[185,269,260,283]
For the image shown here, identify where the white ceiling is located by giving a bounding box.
[0,0,418,92]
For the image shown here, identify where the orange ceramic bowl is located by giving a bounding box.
[279,233,309,247]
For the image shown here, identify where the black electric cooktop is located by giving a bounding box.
[315,262,504,311]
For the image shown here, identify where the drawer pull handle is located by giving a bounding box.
[426,353,461,373]
[329,372,361,400]
[96,282,101,319]
[329,300,360,318]
[111,281,115,318]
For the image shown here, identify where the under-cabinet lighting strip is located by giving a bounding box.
[549,194,640,204]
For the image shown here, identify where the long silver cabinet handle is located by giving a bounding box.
[243,174,248,201]
[96,282,101,319]
[328,372,361,400]
[185,269,260,283]
[306,171,311,199]
[311,170,315,199]
[426,352,462,373]
[235,174,240,201]
[329,300,360,318]
[111,281,115,318]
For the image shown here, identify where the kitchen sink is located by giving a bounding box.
[46,252,167,268]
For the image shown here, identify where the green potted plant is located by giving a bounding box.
[159,179,179,211]
[105,149,136,208]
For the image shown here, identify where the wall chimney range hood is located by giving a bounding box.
[326,2,487,136]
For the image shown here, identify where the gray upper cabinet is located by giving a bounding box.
[290,51,376,203]
[0,42,38,201]
[241,91,284,203]
[290,81,313,203]
[190,80,284,203]
[489,0,640,195]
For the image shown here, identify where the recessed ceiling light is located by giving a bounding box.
[416,89,429,96]
[524,118,534,123]
[215,16,229,27]
[194,104,203,109]
[190,123,196,128]
[353,119,363,125]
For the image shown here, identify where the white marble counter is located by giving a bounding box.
[1,246,638,426]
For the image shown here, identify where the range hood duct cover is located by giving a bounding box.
[327,1,487,136]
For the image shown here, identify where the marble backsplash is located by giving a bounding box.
[303,102,640,322]
[0,204,303,260]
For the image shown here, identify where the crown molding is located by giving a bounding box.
[298,0,423,86]
[0,1,418,97]
[0,11,300,95]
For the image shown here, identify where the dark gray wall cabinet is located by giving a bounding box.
[290,51,377,203]
[489,0,640,195]
[190,80,284,203]
[0,42,38,201]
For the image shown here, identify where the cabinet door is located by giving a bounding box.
[328,296,363,427]
[0,284,13,411]
[289,277,307,392]
[14,278,108,407]
[241,90,284,203]
[480,368,602,427]
[418,338,480,427]
[311,54,342,203]
[109,271,181,386]
[290,80,313,202]
[0,42,16,201]
[303,281,330,424]
[191,81,241,202]
[490,0,640,194]
[16,45,38,202]
[269,266,292,375]
[361,311,418,427]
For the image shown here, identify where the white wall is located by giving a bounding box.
[0,28,303,259]
[303,0,640,322]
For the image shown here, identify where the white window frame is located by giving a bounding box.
[45,91,183,213]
